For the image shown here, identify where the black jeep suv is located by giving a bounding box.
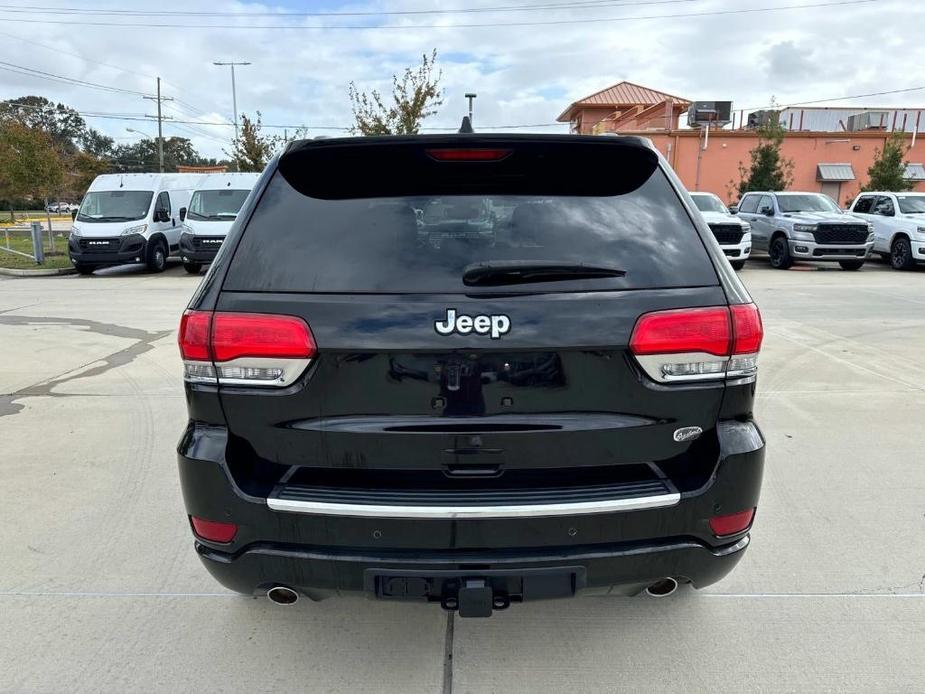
[177,135,765,617]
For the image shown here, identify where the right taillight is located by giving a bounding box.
[629,304,762,383]
[178,310,316,387]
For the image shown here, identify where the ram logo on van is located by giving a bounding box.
[434,308,511,339]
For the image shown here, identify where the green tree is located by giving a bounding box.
[225,112,280,172]
[348,50,443,135]
[80,128,115,159]
[0,96,87,152]
[111,136,207,172]
[65,150,110,199]
[862,131,913,192]
[732,112,794,199]
[0,121,65,220]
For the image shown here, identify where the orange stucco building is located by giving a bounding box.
[557,81,925,205]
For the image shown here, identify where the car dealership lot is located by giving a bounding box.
[1,260,923,693]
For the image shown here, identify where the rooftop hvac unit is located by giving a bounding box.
[687,101,733,128]
[846,112,889,131]
[746,110,779,129]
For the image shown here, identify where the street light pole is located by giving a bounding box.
[465,93,477,125]
[213,61,251,140]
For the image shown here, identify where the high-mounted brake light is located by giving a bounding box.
[426,148,512,162]
[629,304,762,383]
[178,310,315,387]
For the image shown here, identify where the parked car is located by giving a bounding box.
[735,191,874,270]
[46,202,76,214]
[176,134,766,617]
[179,172,261,274]
[848,191,925,270]
[689,192,751,270]
[68,173,204,274]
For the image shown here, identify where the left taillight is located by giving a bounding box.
[629,303,762,383]
[178,310,316,387]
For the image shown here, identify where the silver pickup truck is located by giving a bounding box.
[734,191,874,270]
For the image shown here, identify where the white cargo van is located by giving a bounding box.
[68,173,205,274]
[178,172,260,274]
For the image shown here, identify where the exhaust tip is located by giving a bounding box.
[645,577,678,598]
[266,585,299,605]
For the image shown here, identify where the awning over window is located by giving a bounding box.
[904,163,925,181]
[816,163,856,181]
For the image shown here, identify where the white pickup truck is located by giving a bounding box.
[689,192,751,270]
[848,191,925,269]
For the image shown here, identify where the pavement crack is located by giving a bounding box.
[0,315,172,418]
[442,611,455,694]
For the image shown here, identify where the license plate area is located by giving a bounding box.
[364,567,586,617]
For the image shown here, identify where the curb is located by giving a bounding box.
[0,266,78,277]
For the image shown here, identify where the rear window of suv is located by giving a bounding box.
[224,144,718,294]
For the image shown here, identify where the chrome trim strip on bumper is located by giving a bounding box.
[712,534,750,556]
[267,491,681,519]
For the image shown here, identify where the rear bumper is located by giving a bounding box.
[196,534,750,601]
[178,419,765,604]
[789,239,873,261]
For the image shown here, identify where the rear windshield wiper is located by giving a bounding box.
[463,260,626,286]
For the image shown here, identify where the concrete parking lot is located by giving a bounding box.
[1,259,923,692]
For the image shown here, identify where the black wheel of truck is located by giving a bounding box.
[146,239,167,273]
[839,259,864,271]
[74,263,95,275]
[183,262,202,275]
[891,237,915,270]
[769,236,793,269]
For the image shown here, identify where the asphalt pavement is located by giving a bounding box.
[1,258,923,693]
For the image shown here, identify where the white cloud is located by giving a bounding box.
[0,0,922,158]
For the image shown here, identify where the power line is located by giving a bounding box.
[0,0,703,18]
[0,60,155,97]
[0,30,223,118]
[0,0,885,30]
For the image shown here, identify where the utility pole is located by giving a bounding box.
[213,61,251,140]
[143,77,173,172]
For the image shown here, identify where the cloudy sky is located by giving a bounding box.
[0,0,923,158]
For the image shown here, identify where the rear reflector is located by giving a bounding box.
[179,310,315,387]
[709,508,755,537]
[425,148,512,162]
[629,304,763,383]
[190,516,238,543]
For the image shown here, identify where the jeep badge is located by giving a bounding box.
[434,308,511,339]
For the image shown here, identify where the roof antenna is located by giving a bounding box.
[458,116,474,134]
